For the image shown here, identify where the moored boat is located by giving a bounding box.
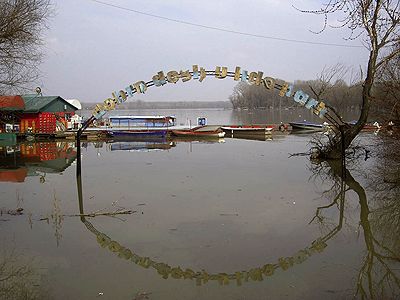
[104,115,176,137]
[346,121,382,131]
[171,125,225,138]
[289,121,324,131]
[221,125,274,135]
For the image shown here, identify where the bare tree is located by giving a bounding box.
[297,0,400,159]
[0,0,52,94]
[372,42,400,122]
[307,64,349,101]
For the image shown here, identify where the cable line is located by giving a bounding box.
[88,0,364,49]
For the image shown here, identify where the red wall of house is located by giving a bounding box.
[20,113,56,133]
[20,112,73,134]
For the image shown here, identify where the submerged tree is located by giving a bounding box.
[297,64,363,115]
[0,0,52,94]
[372,42,400,122]
[298,0,400,159]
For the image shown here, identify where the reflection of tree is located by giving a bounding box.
[0,247,50,299]
[311,159,400,299]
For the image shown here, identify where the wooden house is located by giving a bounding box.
[20,95,78,133]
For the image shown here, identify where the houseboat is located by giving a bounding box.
[104,115,177,138]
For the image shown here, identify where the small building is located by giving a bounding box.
[20,95,78,133]
[0,95,25,133]
[66,99,83,129]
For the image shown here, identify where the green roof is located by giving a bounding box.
[22,95,58,112]
[21,95,63,112]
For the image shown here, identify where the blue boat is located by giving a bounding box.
[106,115,176,138]
[109,115,176,127]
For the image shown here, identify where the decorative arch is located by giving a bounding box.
[78,65,345,135]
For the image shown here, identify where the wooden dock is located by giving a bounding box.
[13,124,291,142]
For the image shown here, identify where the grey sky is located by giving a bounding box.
[39,0,368,102]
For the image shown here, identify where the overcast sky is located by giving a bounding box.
[38,0,368,102]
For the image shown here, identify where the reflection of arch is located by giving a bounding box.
[75,142,342,286]
[81,218,333,286]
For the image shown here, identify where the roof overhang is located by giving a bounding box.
[0,96,25,111]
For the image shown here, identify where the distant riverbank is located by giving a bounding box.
[81,100,232,110]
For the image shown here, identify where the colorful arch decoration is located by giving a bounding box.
[90,65,328,120]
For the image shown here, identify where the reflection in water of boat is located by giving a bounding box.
[221,125,274,136]
[109,141,176,152]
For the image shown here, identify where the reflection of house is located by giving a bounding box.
[0,141,77,183]
[0,168,28,183]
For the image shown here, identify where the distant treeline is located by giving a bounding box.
[81,100,232,110]
[229,80,363,115]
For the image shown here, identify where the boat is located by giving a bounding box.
[104,115,177,137]
[221,125,274,135]
[289,121,325,132]
[171,125,225,138]
[349,121,381,131]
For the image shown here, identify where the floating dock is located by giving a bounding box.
[13,124,292,141]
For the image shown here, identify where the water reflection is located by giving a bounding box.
[0,248,50,299]
[0,141,77,183]
[2,136,398,297]
[76,170,330,286]
[170,136,225,144]
[225,132,290,142]
[110,140,176,152]
[310,159,400,299]
[73,139,400,294]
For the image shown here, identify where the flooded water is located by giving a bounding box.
[80,107,360,127]
[1,109,399,300]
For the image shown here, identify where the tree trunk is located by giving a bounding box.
[324,49,377,159]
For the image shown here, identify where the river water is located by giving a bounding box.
[0,109,399,300]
